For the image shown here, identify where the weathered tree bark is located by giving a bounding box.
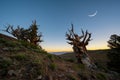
[66,24,96,69]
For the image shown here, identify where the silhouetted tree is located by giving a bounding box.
[108,34,120,49]
[107,34,120,73]
[29,21,43,45]
[66,24,96,69]
[4,20,43,46]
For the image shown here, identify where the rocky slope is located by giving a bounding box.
[0,33,119,80]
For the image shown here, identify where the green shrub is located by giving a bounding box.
[35,68,42,75]
[47,54,54,61]
[49,63,57,71]
[96,73,107,80]
[0,58,12,68]
[73,64,86,71]
[20,40,39,49]
[0,68,8,77]
[0,38,19,48]
[67,74,76,80]
[13,54,27,61]
[5,41,17,47]
[20,40,47,54]
[32,48,47,54]
[77,64,85,70]
[19,40,30,48]
[33,59,42,65]
[65,58,75,62]
[0,38,6,43]
[77,71,90,80]
[31,62,43,76]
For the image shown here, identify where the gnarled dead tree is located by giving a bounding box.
[66,24,95,68]
[3,21,43,46]
[4,25,30,41]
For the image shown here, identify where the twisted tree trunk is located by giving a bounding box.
[66,24,96,69]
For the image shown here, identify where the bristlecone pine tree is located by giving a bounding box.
[107,34,120,73]
[4,20,42,46]
[108,34,120,49]
[66,24,95,68]
[29,21,43,45]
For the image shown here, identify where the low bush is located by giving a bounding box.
[65,58,75,62]
[96,73,107,80]
[0,38,17,47]
[13,54,27,61]
[49,63,57,71]
[47,54,54,61]
[0,58,12,68]
[67,74,76,80]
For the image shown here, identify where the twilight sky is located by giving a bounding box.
[0,0,120,52]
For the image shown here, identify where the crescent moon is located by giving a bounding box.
[88,11,98,17]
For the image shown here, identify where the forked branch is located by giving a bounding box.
[66,24,91,47]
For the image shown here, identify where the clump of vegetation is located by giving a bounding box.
[73,63,86,72]
[77,71,90,80]
[20,40,38,49]
[96,73,107,80]
[28,62,43,78]
[0,57,12,68]
[49,63,57,71]
[0,58,12,77]
[107,34,120,73]
[67,74,76,80]
[0,38,18,47]
[65,58,75,62]
[13,53,27,61]
[33,59,42,65]
[0,38,7,43]
[47,53,54,61]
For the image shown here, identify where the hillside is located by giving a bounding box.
[60,50,109,64]
[0,33,119,80]
[59,50,110,71]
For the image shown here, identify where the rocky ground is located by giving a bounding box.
[0,33,119,80]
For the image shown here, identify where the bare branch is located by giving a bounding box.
[82,30,88,43]
[71,24,74,32]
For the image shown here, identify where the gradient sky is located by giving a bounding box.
[0,0,120,52]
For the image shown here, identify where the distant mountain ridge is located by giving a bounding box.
[50,51,71,55]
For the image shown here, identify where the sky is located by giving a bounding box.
[0,0,120,52]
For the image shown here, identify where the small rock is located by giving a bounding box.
[0,50,3,53]
[58,74,64,78]
[67,68,74,73]
[69,70,74,73]
[8,70,17,76]
[2,47,9,51]
[37,75,42,80]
